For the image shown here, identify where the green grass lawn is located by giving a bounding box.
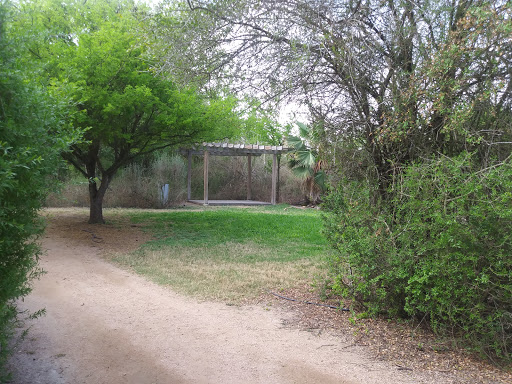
[111,205,332,302]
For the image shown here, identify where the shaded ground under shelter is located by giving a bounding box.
[182,143,291,206]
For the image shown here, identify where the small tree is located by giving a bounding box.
[286,123,326,204]
[21,0,240,223]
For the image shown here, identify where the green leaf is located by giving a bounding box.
[286,135,305,151]
[296,150,316,168]
[296,122,310,140]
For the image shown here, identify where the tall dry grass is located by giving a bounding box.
[47,152,304,208]
[189,155,304,203]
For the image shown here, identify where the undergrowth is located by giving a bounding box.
[323,153,512,364]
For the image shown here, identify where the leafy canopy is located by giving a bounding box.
[17,0,241,222]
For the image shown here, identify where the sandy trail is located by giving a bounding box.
[7,210,444,384]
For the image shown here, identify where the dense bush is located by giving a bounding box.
[323,153,512,361]
[0,1,78,378]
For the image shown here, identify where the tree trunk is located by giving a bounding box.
[88,182,106,224]
[88,176,111,224]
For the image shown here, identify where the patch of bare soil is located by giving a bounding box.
[6,208,511,383]
[260,286,512,384]
[43,208,152,253]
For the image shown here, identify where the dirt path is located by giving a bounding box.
[5,210,471,383]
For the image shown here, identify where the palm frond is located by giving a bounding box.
[287,156,300,168]
[313,159,327,173]
[296,122,310,140]
[292,165,313,179]
[314,170,327,191]
[296,150,316,168]
[286,135,306,151]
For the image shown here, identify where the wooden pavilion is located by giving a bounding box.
[182,143,291,206]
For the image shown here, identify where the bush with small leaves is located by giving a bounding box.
[323,153,512,362]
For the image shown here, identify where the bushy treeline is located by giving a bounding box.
[318,2,512,363]
[323,154,512,361]
[0,1,78,379]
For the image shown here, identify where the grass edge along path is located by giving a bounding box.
[110,205,332,303]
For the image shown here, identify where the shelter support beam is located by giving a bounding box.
[181,143,290,206]
[247,154,252,200]
[271,154,277,205]
[203,150,209,205]
[187,150,192,201]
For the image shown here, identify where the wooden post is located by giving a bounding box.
[247,154,252,200]
[187,150,192,201]
[203,150,209,205]
[271,153,277,205]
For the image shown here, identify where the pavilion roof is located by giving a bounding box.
[181,142,291,156]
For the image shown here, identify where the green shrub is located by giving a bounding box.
[0,1,78,378]
[323,153,512,362]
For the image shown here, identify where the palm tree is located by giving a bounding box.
[286,122,327,204]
